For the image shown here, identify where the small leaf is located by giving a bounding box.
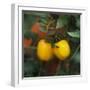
[56,19,63,28]
[67,31,80,38]
[39,18,47,24]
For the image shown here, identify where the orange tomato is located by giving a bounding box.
[24,38,32,48]
[31,22,47,38]
[31,22,40,34]
[38,31,47,38]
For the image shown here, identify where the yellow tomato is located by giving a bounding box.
[37,39,53,61]
[53,40,70,60]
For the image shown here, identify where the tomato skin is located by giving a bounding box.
[24,38,32,48]
[31,23,40,34]
[37,39,53,61]
[53,40,70,60]
[31,22,47,38]
[38,31,47,38]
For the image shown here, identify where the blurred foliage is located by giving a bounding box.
[23,11,80,77]
[24,58,40,77]
[23,15,36,34]
[67,30,80,38]
[56,15,69,28]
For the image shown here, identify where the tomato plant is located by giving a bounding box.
[23,11,80,77]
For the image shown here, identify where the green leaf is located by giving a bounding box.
[71,52,80,63]
[56,15,69,28]
[23,14,36,33]
[74,52,80,63]
[39,18,47,24]
[40,27,47,33]
[24,59,40,77]
[70,45,80,63]
[67,31,80,38]
[39,22,46,27]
